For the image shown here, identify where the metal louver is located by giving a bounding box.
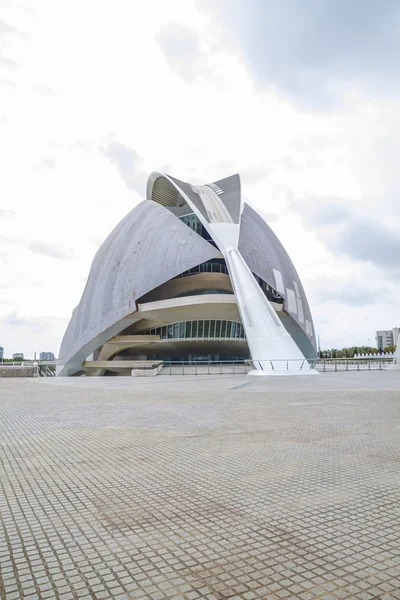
[152,177,182,207]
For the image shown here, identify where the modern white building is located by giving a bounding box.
[12,353,24,360]
[57,172,317,376]
[376,329,395,349]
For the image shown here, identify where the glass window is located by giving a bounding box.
[209,320,215,337]
[198,320,204,338]
[215,320,221,337]
[204,320,210,337]
[140,320,245,339]
[221,321,227,338]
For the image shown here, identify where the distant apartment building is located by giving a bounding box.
[40,352,55,361]
[0,346,3,361]
[12,352,24,360]
[375,329,397,349]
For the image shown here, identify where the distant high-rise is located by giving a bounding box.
[40,352,55,361]
[12,352,24,360]
[376,329,395,350]
[0,346,3,361]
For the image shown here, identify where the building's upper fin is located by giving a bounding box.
[147,172,241,223]
[206,174,241,224]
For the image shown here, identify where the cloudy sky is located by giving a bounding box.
[1,0,399,358]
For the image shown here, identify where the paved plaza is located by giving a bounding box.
[0,373,400,600]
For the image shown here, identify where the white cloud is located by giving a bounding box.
[156,22,202,82]
[28,240,75,260]
[0,0,399,356]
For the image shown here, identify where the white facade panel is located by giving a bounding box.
[297,299,304,324]
[273,269,285,294]
[286,289,298,315]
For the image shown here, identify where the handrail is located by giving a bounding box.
[158,358,395,375]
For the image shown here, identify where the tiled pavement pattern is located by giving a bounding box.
[0,378,399,600]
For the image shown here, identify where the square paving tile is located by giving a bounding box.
[0,378,399,600]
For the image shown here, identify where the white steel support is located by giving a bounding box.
[177,183,318,376]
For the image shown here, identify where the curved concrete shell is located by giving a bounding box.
[238,202,316,359]
[58,171,317,376]
[57,200,219,375]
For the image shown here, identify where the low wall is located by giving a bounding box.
[0,366,38,378]
[131,364,164,377]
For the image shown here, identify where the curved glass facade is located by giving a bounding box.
[139,320,246,339]
[178,260,229,277]
[180,213,213,241]
[254,274,284,304]
[180,213,203,235]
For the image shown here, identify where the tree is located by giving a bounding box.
[319,345,384,358]
[384,345,396,353]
